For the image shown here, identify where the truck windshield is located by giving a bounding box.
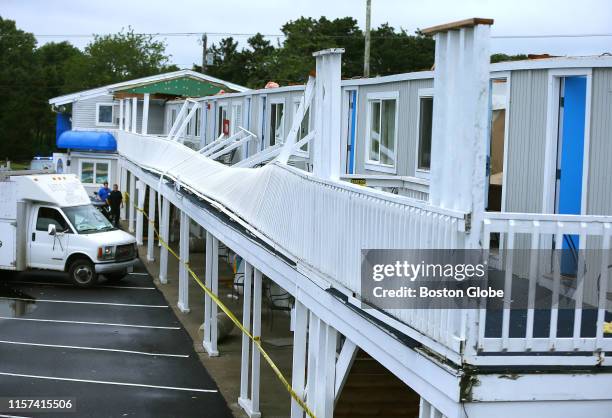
[63,205,114,234]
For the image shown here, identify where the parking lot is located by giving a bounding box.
[0,262,233,418]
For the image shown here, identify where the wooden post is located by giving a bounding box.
[203,231,219,356]
[135,181,145,245]
[250,268,262,415]
[290,300,309,418]
[159,196,170,284]
[128,172,136,233]
[239,262,253,402]
[312,49,343,181]
[119,164,127,221]
[119,99,124,131]
[131,97,138,133]
[423,18,494,249]
[142,93,150,135]
[178,210,190,313]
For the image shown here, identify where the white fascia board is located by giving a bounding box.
[49,69,249,106]
[341,71,434,86]
[491,55,612,72]
[471,372,612,402]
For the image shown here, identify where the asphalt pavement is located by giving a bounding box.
[0,262,233,418]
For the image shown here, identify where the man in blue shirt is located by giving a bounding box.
[98,181,111,203]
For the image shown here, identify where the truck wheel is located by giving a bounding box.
[68,258,98,287]
[105,271,127,282]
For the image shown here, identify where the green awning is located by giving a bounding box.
[116,76,229,97]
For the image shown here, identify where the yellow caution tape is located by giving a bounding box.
[126,194,315,418]
[604,322,612,335]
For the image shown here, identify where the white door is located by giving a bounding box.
[29,206,70,269]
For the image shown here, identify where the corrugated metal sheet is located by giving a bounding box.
[587,68,612,216]
[504,70,548,213]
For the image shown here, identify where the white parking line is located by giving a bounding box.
[0,340,189,358]
[0,414,32,418]
[128,272,149,276]
[0,297,167,308]
[0,372,218,393]
[6,281,156,290]
[0,316,180,330]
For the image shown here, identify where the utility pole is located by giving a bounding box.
[201,33,208,74]
[363,0,371,77]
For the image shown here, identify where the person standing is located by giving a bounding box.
[98,181,111,203]
[107,184,123,227]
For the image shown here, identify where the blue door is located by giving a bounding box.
[556,76,587,274]
[346,90,357,174]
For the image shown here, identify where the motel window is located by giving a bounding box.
[417,95,433,172]
[96,103,114,126]
[293,100,310,152]
[366,93,397,170]
[269,102,284,146]
[80,161,110,185]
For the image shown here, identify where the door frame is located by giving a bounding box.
[340,87,358,174]
[542,68,592,215]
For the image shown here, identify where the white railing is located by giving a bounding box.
[480,212,612,354]
[117,130,468,353]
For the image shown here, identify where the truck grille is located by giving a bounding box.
[115,244,136,261]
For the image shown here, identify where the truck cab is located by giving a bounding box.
[0,172,137,287]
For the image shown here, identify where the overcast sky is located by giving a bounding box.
[3,0,611,69]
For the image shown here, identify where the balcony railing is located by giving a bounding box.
[479,212,612,356]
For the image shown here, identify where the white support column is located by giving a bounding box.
[125,99,131,133]
[238,262,258,417]
[239,262,253,400]
[128,172,136,233]
[119,164,127,221]
[250,268,262,415]
[290,300,309,418]
[315,321,337,418]
[306,311,320,413]
[146,186,156,261]
[203,231,219,357]
[142,93,150,135]
[135,180,145,245]
[119,99,124,131]
[178,210,190,313]
[312,48,343,181]
[423,18,493,248]
[334,338,357,404]
[131,97,138,133]
[159,196,170,284]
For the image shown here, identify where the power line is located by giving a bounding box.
[1,31,612,40]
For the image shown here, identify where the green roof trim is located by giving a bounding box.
[116,76,229,97]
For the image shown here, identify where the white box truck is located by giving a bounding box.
[0,171,138,287]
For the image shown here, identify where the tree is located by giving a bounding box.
[276,17,364,83]
[491,53,528,63]
[63,28,178,92]
[0,17,38,159]
[369,25,434,75]
[31,42,83,155]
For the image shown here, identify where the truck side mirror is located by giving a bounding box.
[48,224,57,236]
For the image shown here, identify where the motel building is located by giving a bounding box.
[38,18,612,418]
